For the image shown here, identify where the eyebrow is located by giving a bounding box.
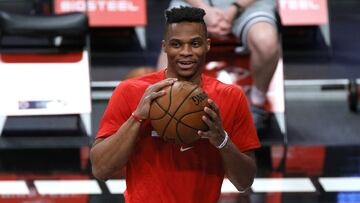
[169,36,203,42]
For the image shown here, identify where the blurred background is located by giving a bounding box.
[0,0,359,202]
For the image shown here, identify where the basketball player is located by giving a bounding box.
[158,0,281,132]
[91,7,260,202]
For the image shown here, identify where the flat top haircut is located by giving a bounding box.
[164,6,207,36]
[165,6,206,24]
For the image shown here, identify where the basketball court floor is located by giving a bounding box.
[0,0,360,202]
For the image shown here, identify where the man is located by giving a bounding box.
[91,7,260,202]
[158,0,281,131]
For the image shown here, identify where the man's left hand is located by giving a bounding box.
[198,99,227,148]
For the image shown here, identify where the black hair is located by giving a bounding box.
[164,6,207,36]
[165,6,206,24]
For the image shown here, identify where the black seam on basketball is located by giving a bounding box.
[152,104,205,132]
[160,84,177,138]
[150,101,168,120]
[176,125,197,144]
[150,85,173,120]
[166,84,173,112]
[173,86,201,143]
[176,110,204,144]
[162,85,199,143]
[176,109,207,131]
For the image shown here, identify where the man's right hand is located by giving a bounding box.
[133,78,177,120]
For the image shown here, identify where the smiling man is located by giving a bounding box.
[90,6,260,203]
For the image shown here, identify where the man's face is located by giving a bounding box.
[162,22,210,81]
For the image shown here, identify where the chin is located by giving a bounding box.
[176,69,196,79]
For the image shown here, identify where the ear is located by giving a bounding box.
[206,38,211,52]
[161,40,166,53]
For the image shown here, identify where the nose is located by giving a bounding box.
[180,44,192,56]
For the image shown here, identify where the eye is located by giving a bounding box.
[192,40,201,47]
[170,41,181,48]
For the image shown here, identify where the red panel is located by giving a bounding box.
[0,53,83,63]
[279,0,329,25]
[0,195,88,203]
[272,145,326,176]
[54,0,147,27]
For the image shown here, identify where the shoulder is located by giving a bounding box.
[202,74,245,98]
[115,71,163,92]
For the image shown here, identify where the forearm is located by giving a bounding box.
[235,0,256,7]
[90,117,141,181]
[186,0,254,8]
[220,141,257,191]
[227,0,256,20]
[184,0,209,9]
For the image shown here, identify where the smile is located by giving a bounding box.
[178,61,195,69]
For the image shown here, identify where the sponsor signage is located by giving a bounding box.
[279,0,329,25]
[54,0,147,27]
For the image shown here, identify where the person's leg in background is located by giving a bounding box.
[231,0,280,132]
[247,21,280,131]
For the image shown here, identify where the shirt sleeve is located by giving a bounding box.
[96,82,132,139]
[227,86,261,152]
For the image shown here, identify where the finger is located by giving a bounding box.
[223,15,231,23]
[213,8,225,16]
[214,9,227,17]
[219,20,231,29]
[151,90,166,100]
[208,30,223,38]
[208,99,220,115]
[198,130,211,139]
[204,107,219,125]
[218,29,230,36]
[144,89,165,101]
[202,114,216,132]
[207,26,217,32]
[151,78,177,92]
[223,23,231,30]
[223,13,234,23]
[218,26,231,36]
[208,27,220,35]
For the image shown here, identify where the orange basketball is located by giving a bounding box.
[150,81,209,144]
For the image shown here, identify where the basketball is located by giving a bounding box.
[150,81,209,144]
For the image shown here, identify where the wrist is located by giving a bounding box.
[231,2,245,18]
[131,112,144,123]
[217,131,229,149]
[228,5,238,20]
[190,1,209,9]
